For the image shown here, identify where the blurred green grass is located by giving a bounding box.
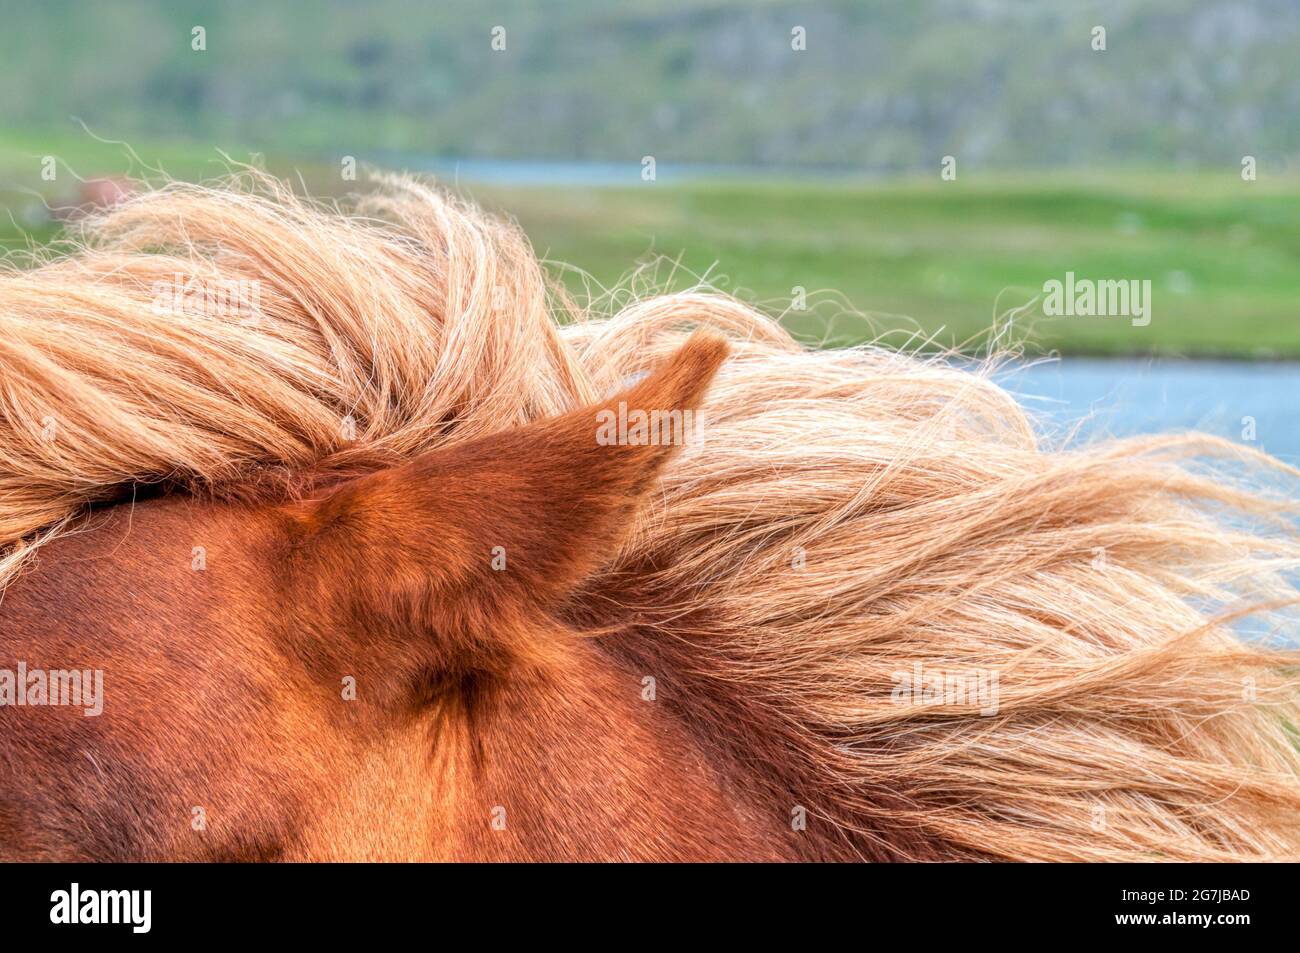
[477,174,1300,357]
[4,132,1298,358]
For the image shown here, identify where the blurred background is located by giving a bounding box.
[0,0,1296,456]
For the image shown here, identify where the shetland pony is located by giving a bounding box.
[1,174,1298,861]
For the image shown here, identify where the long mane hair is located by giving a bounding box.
[3,173,1299,860]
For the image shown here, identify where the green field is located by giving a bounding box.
[3,134,1299,358]
[477,174,1300,358]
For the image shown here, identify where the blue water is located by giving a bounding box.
[1000,359,1298,465]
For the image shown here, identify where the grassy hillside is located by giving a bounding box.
[1,0,1297,171]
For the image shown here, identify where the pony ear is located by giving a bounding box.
[283,332,728,677]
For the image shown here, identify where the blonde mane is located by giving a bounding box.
[3,174,1299,860]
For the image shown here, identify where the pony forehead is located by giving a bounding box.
[0,173,937,581]
[0,176,580,574]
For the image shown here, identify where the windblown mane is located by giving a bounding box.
[2,174,1299,860]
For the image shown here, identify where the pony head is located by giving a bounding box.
[1,331,773,860]
[1,175,1299,860]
